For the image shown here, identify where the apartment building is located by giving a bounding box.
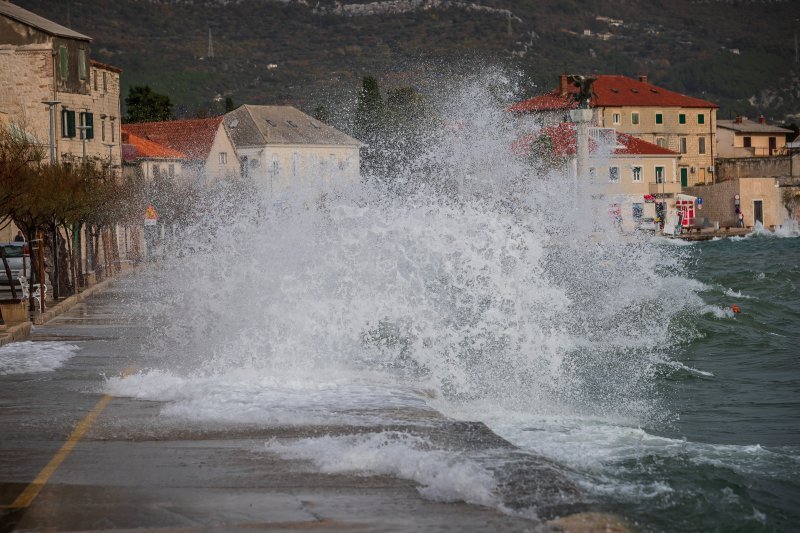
[509,74,718,187]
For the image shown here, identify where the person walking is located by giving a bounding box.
[738,211,745,228]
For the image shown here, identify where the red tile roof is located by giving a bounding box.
[513,123,678,158]
[508,75,718,112]
[122,117,223,162]
[123,132,186,160]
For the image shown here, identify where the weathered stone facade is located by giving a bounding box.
[0,4,122,174]
[597,106,717,186]
[686,178,790,229]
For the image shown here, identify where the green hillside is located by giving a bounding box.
[16,0,800,121]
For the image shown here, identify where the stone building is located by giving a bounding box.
[223,105,361,196]
[0,1,122,172]
[509,74,718,188]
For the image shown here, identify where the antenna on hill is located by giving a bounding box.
[507,12,512,37]
[795,31,798,64]
[208,27,214,60]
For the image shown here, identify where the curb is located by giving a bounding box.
[0,267,137,346]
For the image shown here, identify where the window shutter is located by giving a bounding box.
[67,111,76,138]
[85,113,94,139]
[59,47,68,80]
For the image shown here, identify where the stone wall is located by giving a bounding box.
[687,177,789,228]
[716,153,799,181]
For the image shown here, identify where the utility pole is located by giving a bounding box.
[41,99,61,164]
[208,27,214,59]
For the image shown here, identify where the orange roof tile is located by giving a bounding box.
[123,131,186,160]
[89,59,122,73]
[509,75,718,112]
[122,117,223,162]
[513,123,678,158]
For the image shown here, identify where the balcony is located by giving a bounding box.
[649,181,682,195]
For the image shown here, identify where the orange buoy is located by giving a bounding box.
[731,304,741,314]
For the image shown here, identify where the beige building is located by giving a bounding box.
[122,117,240,184]
[223,105,361,196]
[717,116,793,158]
[509,74,718,188]
[529,124,682,232]
[0,2,122,172]
[685,178,789,229]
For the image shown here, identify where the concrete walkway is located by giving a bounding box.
[0,279,622,532]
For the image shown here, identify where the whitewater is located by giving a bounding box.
[106,76,800,530]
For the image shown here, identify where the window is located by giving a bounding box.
[272,155,279,176]
[58,46,68,81]
[698,137,706,154]
[743,136,752,148]
[655,166,665,184]
[612,113,620,125]
[609,166,619,182]
[656,137,666,148]
[111,121,115,142]
[152,165,161,179]
[632,166,642,182]
[61,109,76,138]
[632,203,644,221]
[680,137,687,154]
[292,153,298,177]
[168,164,175,178]
[679,113,686,125]
[655,113,663,125]
[631,112,640,125]
[101,120,106,141]
[79,112,94,140]
[93,70,98,91]
[589,167,596,183]
[697,113,705,125]
[219,152,227,164]
[78,48,87,80]
[102,71,107,93]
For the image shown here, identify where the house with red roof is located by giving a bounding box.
[509,74,718,188]
[122,116,240,183]
[121,131,187,181]
[517,123,684,232]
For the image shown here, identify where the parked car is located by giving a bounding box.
[637,217,659,233]
[0,242,31,276]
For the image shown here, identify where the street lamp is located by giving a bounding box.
[76,124,89,163]
[41,99,61,164]
[102,142,115,177]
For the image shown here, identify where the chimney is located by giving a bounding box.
[559,74,569,96]
[758,115,766,124]
[734,116,744,124]
[638,74,648,83]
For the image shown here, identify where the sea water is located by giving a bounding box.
[107,76,800,530]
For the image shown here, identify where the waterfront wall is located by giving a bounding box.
[687,177,789,228]
[716,153,800,181]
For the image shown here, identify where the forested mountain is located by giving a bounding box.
[16,0,800,121]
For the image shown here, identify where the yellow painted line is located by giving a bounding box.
[1,365,136,510]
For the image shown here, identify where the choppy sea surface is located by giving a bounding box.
[479,233,800,531]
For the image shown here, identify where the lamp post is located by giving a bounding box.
[102,142,115,177]
[41,99,61,164]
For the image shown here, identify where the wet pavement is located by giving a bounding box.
[0,281,587,532]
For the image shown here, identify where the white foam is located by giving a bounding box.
[107,368,433,426]
[264,432,502,508]
[0,341,80,375]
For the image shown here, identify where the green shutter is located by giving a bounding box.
[67,111,76,138]
[679,113,686,124]
[656,113,663,124]
[698,114,705,125]
[85,112,94,139]
[59,46,68,80]
[680,167,688,187]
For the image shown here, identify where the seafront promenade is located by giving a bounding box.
[0,278,625,532]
